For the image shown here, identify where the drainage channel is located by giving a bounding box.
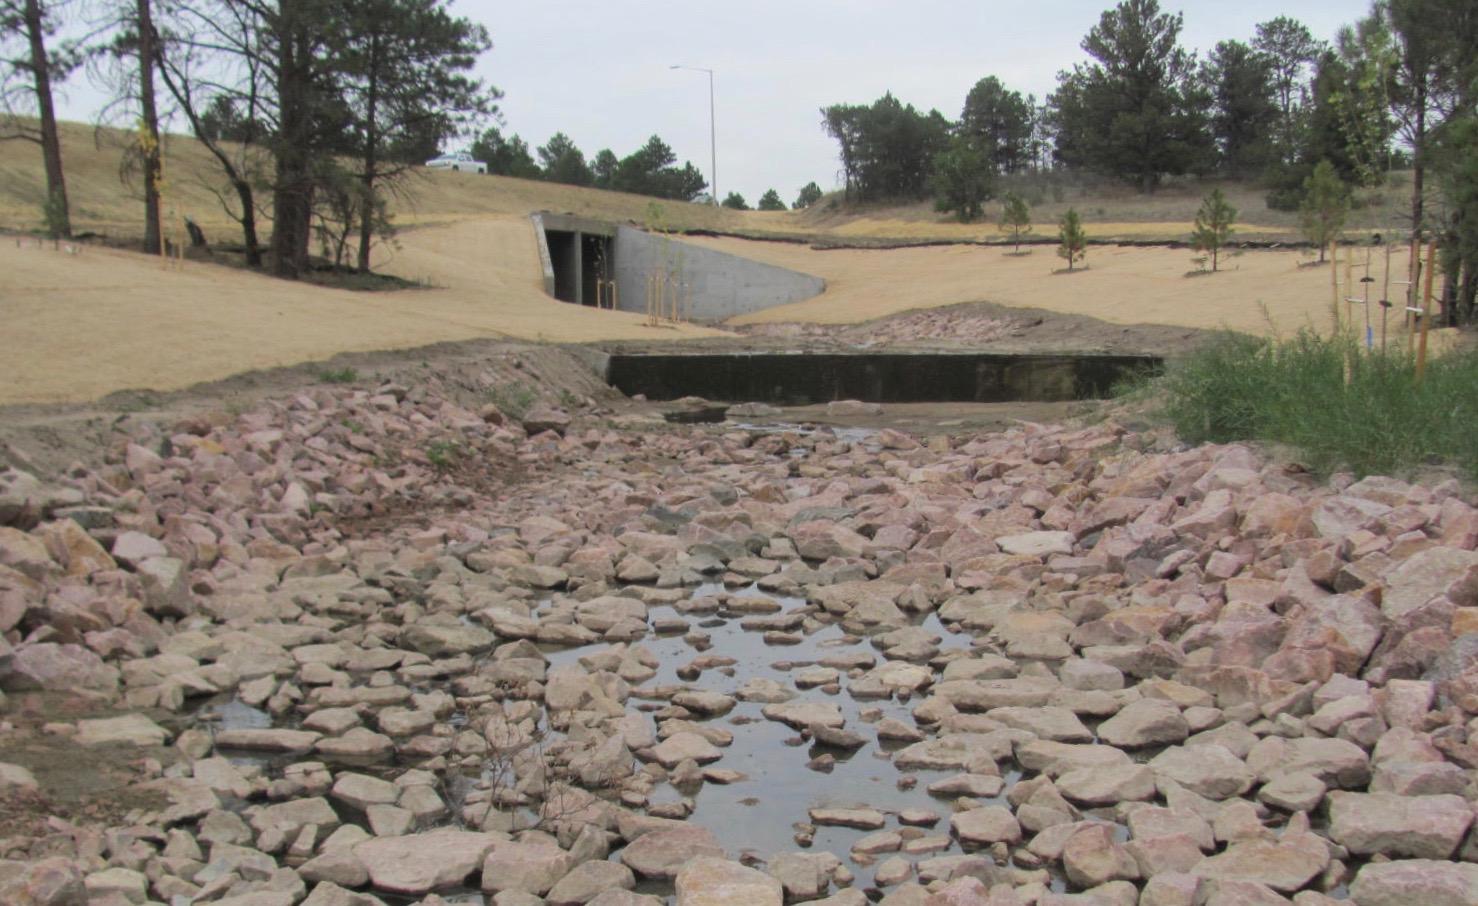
[602,352,1162,406]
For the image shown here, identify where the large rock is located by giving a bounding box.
[75,714,169,747]
[2,643,119,693]
[480,841,573,895]
[1149,744,1254,800]
[1191,837,1327,893]
[1,856,86,906]
[950,806,1021,846]
[401,623,495,657]
[1062,824,1139,889]
[1327,792,1474,859]
[1348,859,1478,906]
[1097,699,1188,749]
[650,732,722,767]
[761,701,844,729]
[620,825,725,879]
[995,531,1074,557]
[1381,548,1478,619]
[674,857,781,906]
[352,830,502,895]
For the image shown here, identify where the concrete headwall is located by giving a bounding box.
[611,226,825,323]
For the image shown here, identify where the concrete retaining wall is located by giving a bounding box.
[611,226,825,323]
[603,352,1163,405]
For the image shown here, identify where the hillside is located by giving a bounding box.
[0,120,1412,246]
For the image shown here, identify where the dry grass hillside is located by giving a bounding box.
[0,120,1413,245]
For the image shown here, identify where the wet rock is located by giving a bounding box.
[762,701,845,729]
[810,807,887,830]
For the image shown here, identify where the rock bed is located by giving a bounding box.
[0,363,1476,906]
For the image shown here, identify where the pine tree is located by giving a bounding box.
[793,181,822,209]
[1300,161,1349,263]
[1058,209,1086,271]
[1191,188,1237,271]
[757,189,785,211]
[999,192,1032,253]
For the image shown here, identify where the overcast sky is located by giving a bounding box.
[54,0,1372,205]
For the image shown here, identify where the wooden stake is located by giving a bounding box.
[1417,240,1437,382]
[1330,240,1341,335]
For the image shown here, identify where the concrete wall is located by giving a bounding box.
[611,226,825,323]
[603,352,1164,404]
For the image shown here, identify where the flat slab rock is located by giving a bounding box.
[620,825,725,879]
[1349,858,1478,906]
[674,856,782,906]
[353,830,502,894]
[74,714,169,747]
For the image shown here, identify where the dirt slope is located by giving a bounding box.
[0,223,723,406]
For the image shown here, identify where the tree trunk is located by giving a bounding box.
[270,27,312,278]
[137,0,162,254]
[1409,73,1427,242]
[356,31,380,273]
[235,178,261,266]
[24,0,70,237]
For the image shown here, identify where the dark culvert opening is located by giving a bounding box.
[604,352,1162,405]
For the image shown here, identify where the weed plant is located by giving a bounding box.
[1160,329,1478,478]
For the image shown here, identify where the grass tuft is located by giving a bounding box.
[1160,330,1478,478]
[317,367,359,384]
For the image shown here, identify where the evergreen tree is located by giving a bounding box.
[757,189,785,211]
[931,136,993,223]
[1253,17,1323,164]
[591,148,617,187]
[793,181,822,209]
[471,126,540,178]
[1299,160,1349,262]
[1191,188,1237,271]
[721,191,748,210]
[339,0,497,271]
[959,76,1033,174]
[821,92,951,202]
[1058,208,1087,271]
[999,192,1032,253]
[1204,40,1279,176]
[1048,0,1212,190]
[538,132,592,186]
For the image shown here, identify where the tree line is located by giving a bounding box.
[821,0,1477,319]
[471,125,824,212]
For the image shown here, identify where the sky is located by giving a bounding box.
[52,0,1372,206]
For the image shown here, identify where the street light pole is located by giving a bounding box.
[671,64,717,206]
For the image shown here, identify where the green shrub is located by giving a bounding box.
[1161,330,1478,478]
[317,367,359,384]
[488,382,536,419]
